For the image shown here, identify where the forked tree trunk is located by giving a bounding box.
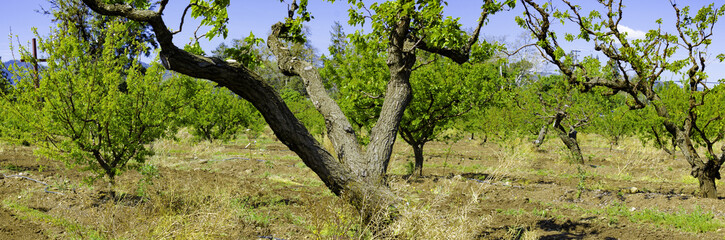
[81,0,490,221]
[81,1,399,218]
[552,113,584,164]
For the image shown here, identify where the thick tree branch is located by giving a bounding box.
[415,0,498,64]
[81,0,357,195]
[365,15,415,180]
[268,22,363,164]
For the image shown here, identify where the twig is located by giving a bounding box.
[258,236,287,240]
[172,3,196,35]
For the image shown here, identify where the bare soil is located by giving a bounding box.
[1,134,724,239]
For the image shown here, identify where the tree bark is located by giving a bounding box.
[412,143,425,177]
[533,119,552,148]
[81,0,491,218]
[556,130,584,164]
[552,113,584,164]
[697,172,718,199]
[79,0,394,208]
[671,129,723,198]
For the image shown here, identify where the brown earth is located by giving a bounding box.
[0,134,724,239]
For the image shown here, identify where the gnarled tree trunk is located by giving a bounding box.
[553,112,584,164]
[81,0,493,220]
[669,124,724,198]
[80,2,399,220]
[533,118,553,148]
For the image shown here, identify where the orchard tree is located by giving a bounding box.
[322,45,503,177]
[516,74,596,163]
[520,0,725,198]
[177,77,265,142]
[400,58,501,176]
[42,0,157,59]
[79,0,512,217]
[589,94,638,150]
[5,22,183,190]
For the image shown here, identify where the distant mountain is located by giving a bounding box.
[1,59,178,85]
[2,60,37,86]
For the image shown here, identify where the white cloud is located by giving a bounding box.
[618,25,647,39]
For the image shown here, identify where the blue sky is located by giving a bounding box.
[1,1,723,83]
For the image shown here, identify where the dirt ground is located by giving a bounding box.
[1,134,724,239]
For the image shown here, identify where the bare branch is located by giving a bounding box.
[158,0,169,14]
[172,4,195,35]
[502,43,537,57]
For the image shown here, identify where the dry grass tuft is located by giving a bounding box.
[490,138,535,179]
[386,178,491,239]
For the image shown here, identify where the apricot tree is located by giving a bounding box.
[79,0,513,217]
[519,0,725,198]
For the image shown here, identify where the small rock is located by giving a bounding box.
[245,169,253,174]
[199,159,208,164]
[630,207,636,212]
[451,175,463,181]
[629,187,639,193]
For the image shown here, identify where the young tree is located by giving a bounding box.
[516,74,596,163]
[400,59,501,176]
[80,0,513,217]
[6,22,181,190]
[590,94,638,150]
[520,0,725,198]
[178,77,265,142]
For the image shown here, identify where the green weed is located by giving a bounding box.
[595,202,725,233]
[2,199,106,239]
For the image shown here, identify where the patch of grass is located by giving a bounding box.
[593,202,725,233]
[268,175,303,186]
[386,178,491,239]
[497,208,526,216]
[231,198,275,227]
[534,169,552,176]
[455,163,491,173]
[404,161,415,175]
[636,175,666,183]
[2,199,105,239]
[680,175,699,185]
[3,163,23,172]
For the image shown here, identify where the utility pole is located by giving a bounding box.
[20,38,47,88]
[571,50,581,65]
